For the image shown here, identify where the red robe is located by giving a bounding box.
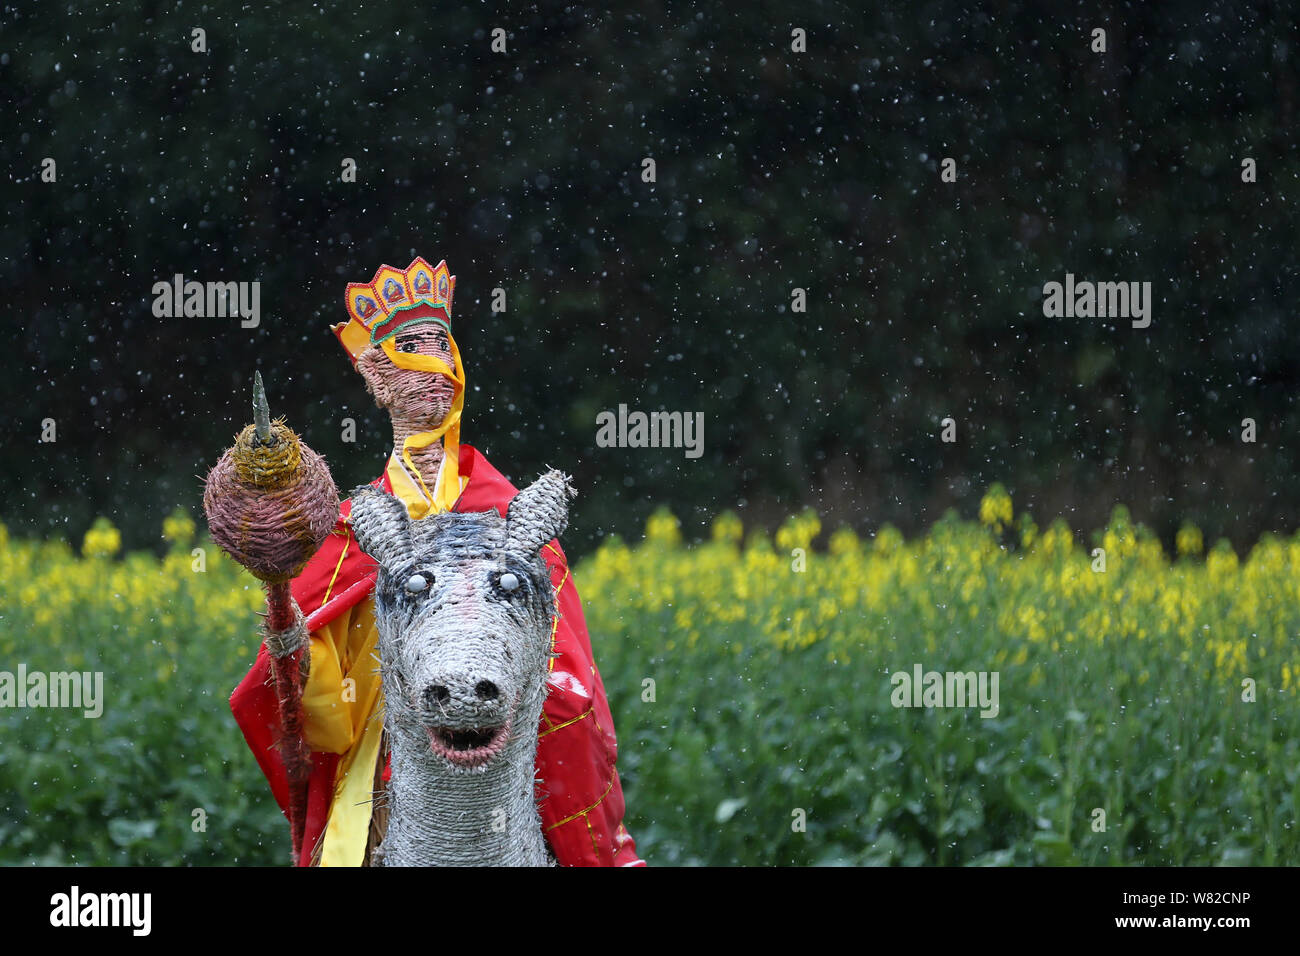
[230,445,643,866]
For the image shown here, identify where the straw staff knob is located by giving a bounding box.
[203,372,340,584]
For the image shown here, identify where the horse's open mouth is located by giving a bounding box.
[426,721,510,769]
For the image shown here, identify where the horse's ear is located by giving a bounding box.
[349,486,413,568]
[505,470,574,555]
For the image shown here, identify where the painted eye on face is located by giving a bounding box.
[398,340,418,353]
[405,573,431,593]
[498,572,520,593]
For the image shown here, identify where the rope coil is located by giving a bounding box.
[203,421,339,584]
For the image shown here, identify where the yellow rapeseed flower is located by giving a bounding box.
[82,517,122,558]
[710,510,744,546]
[163,508,197,547]
[979,484,1013,532]
[775,509,821,552]
[1206,540,1239,580]
[873,525,903,555]
[828,526,861,557]
[1176,522,1203,558]
[645,508,682,547]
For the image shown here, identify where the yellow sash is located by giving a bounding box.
[380,334,465,516]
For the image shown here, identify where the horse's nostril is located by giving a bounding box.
[425,685,450,708]
[474,680,499,701]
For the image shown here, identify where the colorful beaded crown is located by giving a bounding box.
[332,257,456,366]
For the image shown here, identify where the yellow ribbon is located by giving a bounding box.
[379,333,466,514]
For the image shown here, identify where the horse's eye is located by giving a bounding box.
[405,573,431,593]
[499,572,520,593]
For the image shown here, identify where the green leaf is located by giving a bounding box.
[1031,831,1078,866]
[107,818,158,848]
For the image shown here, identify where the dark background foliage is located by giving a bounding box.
[3,1,1297,557]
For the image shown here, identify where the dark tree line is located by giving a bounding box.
[3,1,1298,557]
